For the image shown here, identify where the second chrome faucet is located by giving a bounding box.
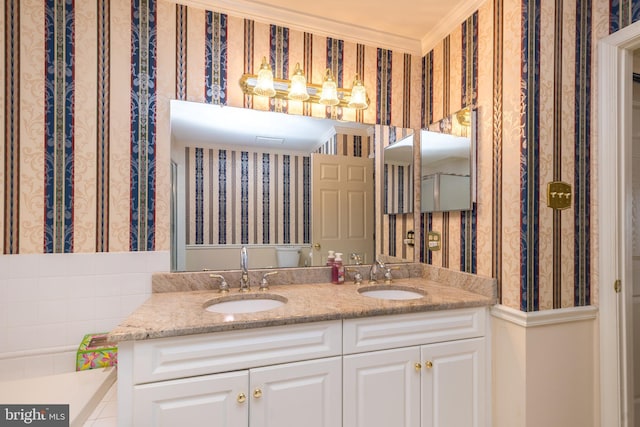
[240,246,250,291]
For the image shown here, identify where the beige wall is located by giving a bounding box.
[0,1,612,312]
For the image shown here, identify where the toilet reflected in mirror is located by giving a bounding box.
[276,246,301,268]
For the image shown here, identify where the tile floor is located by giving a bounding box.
[83,381,117,426]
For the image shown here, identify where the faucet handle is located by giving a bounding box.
[209,274,229,293]
[382,266,400,284]
[346,267,363,285]
[260,271,278,291]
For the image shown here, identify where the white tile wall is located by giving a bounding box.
[0,251,169,381]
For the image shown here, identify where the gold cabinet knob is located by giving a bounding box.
[253,388,263,399]
[425,361,433,369]
[237,392,246,403]
[313,243,321,250]
[414,363,422,372]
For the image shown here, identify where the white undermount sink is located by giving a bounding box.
[204,294,287,314]
[358,285,426,301]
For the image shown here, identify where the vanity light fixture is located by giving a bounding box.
[318,69,339,106]
[287,63,310,101]
[239,58,369,109]
[253,57,276,97]
[347,74,368,109]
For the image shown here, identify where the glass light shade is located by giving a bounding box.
[253,57,276,97]
[288,63,309,101]
[319,69,340,106]
[348,76,368,109]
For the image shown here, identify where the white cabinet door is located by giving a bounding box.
[249,356,342,427]
[133,370,248,427]
[421,338,485,427]
[343,347,421,427]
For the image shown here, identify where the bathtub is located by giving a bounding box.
[0,367,116,426]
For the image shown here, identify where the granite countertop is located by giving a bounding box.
[109,276,496,342]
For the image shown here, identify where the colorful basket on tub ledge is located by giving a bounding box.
[76,333,118,371]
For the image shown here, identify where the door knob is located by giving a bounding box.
[253,388,263,399]
[237,392,246,403]
[313,243,321,250]
[415,362,422,372]
[425,361,433,369]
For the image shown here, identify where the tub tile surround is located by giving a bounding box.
[110,263,496,341]
[0,251,169,381]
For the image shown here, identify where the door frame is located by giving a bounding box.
[599,20,640,427]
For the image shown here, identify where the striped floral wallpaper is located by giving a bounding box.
[185,147,310,246]
[0,0,630,311]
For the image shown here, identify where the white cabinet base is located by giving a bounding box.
[344,347,421,427]
[118,308,489,427]
[133,370,248,427]
[250,357,342,427]
[422,338,485,427]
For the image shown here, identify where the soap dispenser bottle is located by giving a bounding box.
[326,250,335,266]
[333,253,345,284]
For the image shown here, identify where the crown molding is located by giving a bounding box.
[177,0,422,55]
[420,0,487,55]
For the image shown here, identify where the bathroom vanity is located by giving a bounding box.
[110,266,495,427]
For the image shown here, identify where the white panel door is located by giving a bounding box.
[249,356,342,427]
[133,370,248,427]
[343,346,421,427]
[311,153,374,265]
[421,338,485,427]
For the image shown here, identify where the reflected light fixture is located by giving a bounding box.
[347,74,368,109]
[288,63,309,101]
[253,56,276,97]
[318,69,339,106]
[239,57,369,110]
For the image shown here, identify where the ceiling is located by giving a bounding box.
[181,0,486,55]
[171,101,372,153]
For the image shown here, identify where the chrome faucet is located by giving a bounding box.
[350,253,363,265]
[240,246,250,292]
[368,256,386,284]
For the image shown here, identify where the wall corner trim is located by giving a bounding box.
[490,304,598,328]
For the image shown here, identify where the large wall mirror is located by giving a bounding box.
[170,101,406,272]
[420,107,476,212]
[383,133,414,214]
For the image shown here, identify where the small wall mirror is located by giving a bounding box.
[420,107,476,212]
[383,133,414,214]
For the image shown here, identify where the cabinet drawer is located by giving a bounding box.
[133,320,342,384]
[343,308,485,354]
